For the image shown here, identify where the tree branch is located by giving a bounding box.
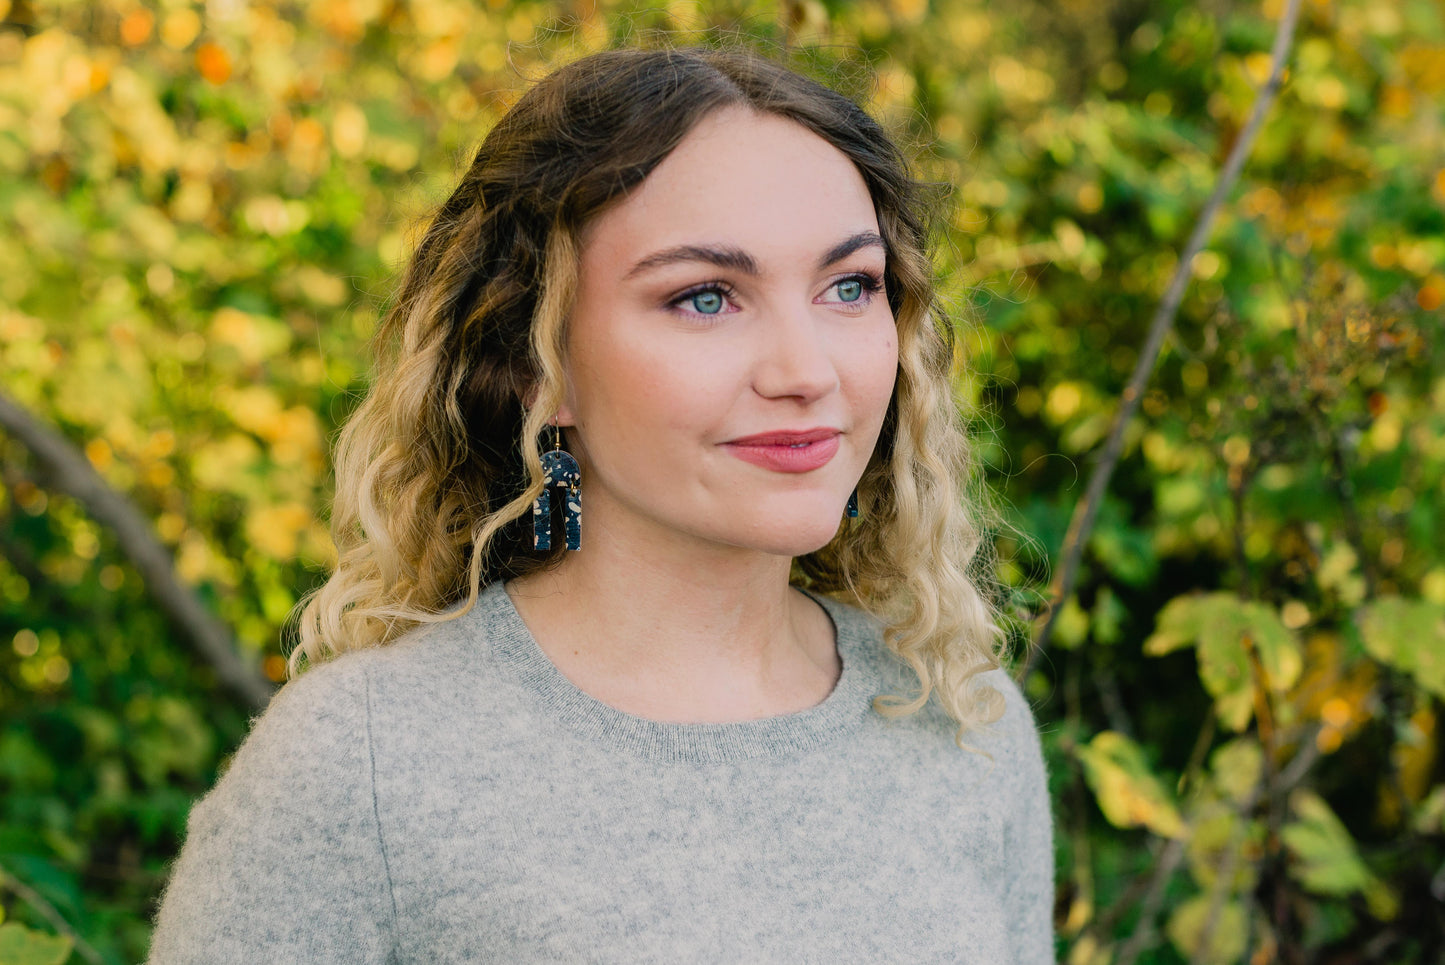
[0,391,275,709]
[1024,0,1306,672]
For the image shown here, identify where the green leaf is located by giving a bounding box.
[1209,738,1264,805]
[0,923,73,965]
[1413,785,1445,836]
[1283,790,1399,920]
[125,696,216,787]
[1143,593,1214,656]
[1090,585,1126,645]
[1088,511,1158,586]
[1144,592,1302,731]
[1075,731,1186,839]
[0,733,57,792]
[1052,595,1089,650]
[1357,596,1445,699]
[1186,809,1263,894]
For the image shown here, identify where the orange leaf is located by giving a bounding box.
[195,42,232,85]
[120,9,154,45]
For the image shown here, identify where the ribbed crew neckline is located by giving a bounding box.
[476,580,874,764]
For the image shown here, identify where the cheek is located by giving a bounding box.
[845,321,899,422]
[570,325,740,445]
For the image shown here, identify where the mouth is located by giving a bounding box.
[720,428,842,473]
[723,427,841,447]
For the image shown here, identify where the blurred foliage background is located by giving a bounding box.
[0,0,1442,961]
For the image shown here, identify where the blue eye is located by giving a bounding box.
[669,282,739,321]
[690,290,725,314]
[821,273,882,307]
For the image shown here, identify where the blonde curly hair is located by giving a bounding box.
[292,46,1008,739]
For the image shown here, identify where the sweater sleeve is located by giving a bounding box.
[994,671,1057,964]
[146,658,397,964]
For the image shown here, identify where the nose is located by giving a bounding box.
[751,303,840,403]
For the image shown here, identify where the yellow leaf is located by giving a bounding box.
[1166,895,1247,965]
[270,407,323,467]
[160,9,201,50]
[210,308,293,365]
[246,503,314,559]
[190,433,261,494]
[1044,382,1083,423]
[332,103,368,158]
[221,386,285,438]
[1076,731,1186,839]
[1187,809,1263,893]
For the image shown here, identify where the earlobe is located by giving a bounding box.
[521,392,578,429]
[518,383,576,428]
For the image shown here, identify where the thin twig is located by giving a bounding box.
[1091,666,1135,738]
[1190,784,1263,965]
[0,391,275,708]
[1112,834,1189,965]
[0,861,105,965]
[1193,634,1278,965]
[1326,431,1378,600]
[1024,0,1306,671]
[1229,463,1254,601]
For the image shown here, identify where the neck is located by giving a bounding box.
[505,512,840,723]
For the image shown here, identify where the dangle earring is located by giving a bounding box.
[846,488,860,519]
[533,424,582,551]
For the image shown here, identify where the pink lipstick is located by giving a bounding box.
[721,428,841,473]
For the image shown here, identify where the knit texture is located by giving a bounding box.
[148,582,1056,963]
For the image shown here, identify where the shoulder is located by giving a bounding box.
[817,591,1048,751]
[219,607,470,785]
[266,585,527,758]
[285,583,510,708]
[181,602,508,829]
[199,653,376,818]
[964,669,1053,826]
[974,668,1048,747]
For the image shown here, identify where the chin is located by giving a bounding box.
[718,512,850,558]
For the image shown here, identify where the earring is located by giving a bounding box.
[846,488,859,519]
[533,425,582,551]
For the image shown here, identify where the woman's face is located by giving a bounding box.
[555,106,899,559]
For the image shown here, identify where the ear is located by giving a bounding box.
[517,381,578,427]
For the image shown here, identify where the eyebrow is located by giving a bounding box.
[623,230,887,280]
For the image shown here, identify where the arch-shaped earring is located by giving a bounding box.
[533,425,582,551]
[846,489,859,519]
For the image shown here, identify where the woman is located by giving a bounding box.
[148,46,1055,963]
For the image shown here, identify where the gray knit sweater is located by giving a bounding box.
[148,582,1056,963]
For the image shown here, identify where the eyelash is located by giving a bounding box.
[667,272,886,321]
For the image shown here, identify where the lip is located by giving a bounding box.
[720,427,841,473]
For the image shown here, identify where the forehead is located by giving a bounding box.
[580,107,880,266]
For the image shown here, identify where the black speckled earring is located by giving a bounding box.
[533,425,582,551]
[846,488,859,519]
